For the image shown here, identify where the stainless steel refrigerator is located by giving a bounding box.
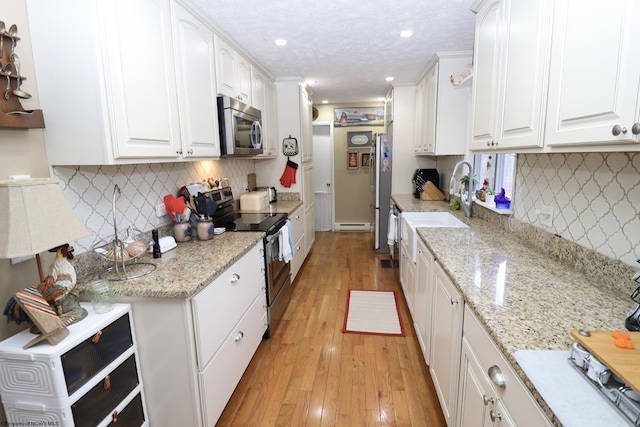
[369,133,393,253]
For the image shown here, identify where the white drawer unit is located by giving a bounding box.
[191,243,263,370]
[0,303,148,426]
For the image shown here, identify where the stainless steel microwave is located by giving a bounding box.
[217,96,263,156]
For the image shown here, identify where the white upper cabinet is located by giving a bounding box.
[214,36,252,105]
[544,0,640,148]
[470,0,552,151]
[251,66,277,157]
[415,52,472,156]
[27,0,182,165]
[172,2,220,159]
[300,86,313,163]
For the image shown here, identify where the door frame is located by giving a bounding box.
[312,121,335,231]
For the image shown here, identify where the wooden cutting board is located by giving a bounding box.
[247,173,256,192]
[571,329,640,393]
[420,181,446,201]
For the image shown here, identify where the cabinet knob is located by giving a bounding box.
[486,141,491,147]
[632,123,640,135]
[490,410,502,422]
[482,394,494,406]
[176,149,183,155]
[488,365,506,388]
[234,331,244,342]
[187,149,193,155]
[450,298,459,305]
[612,125,628,136]
[230,273,240,283]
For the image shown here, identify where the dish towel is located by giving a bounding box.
[279,219,294,263]
[387,211,397,256]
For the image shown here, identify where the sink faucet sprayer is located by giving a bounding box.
[449,160,473,217]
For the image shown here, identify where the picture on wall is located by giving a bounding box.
[347,131,372,148]
[361,153,371,167]
[347,151,359,170]
[334,107,384,127]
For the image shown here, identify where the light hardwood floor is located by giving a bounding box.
[218,231,447,426]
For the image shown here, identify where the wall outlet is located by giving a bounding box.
[535,205,553,227]
[155,202,168,218]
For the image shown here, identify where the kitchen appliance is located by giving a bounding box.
[412,169,440,199]
[255,186,277,203]
[217,95,263,157]
[369,134,393,253]
[204,187,290,338]
[626,283,640,331]
[239,191,269,210]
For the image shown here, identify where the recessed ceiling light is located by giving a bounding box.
[322,100,328,104]
[400,30,414,38]
[274,39,287,46]
[385,76,394,82]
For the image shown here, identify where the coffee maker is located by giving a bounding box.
[412,169,440,198]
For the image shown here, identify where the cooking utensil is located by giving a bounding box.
[194,196,207,218]
[3,63,12,100]
[10,54,31,99]
[163,194,177,221]
[0,21,5,57]
[173,196,186,218]
[205,198,217,217]
[8,24,17,57]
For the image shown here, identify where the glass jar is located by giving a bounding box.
[89,279,114,313]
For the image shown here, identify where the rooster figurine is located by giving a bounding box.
[3,244,88,332]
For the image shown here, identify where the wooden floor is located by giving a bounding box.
[218,231,446,426]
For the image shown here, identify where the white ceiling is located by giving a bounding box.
[190,0,476,104]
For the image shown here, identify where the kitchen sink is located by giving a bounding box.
[400,211,469,228]
[400,212,469,263]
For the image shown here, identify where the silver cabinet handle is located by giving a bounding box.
[230,273,240,283]
[490,410,502,422]
[488,365,506,388]
[483,395,494,406]
[612,125,628,136]
[234,331,244,342]
[632,123,640,135]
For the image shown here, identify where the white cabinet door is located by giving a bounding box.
[470,0,501,151]
[214,36,252,105]
[289,206,305,281]
[303,165,315,254]
[430,260,463,427]
[422,64,438,154]
[415,240,434,365]
[27,0,181,165]
[173,3,220,159]
[544,0,640,147]
[251,67,277,158]
[458,338,493,427]
[301,87,313,163]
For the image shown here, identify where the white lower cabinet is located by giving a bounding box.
[123,242,266,426]
[290,205,306,281]
[399,242,413,298]
[415,239,435,365]
[459,306,551,427]
[430,260,463,427]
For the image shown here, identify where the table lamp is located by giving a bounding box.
[0,177,92,283]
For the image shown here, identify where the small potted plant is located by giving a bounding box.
[480,179,496,205]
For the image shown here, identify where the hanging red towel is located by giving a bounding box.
[279,159,298,188]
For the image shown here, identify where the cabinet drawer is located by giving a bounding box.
[290,207,304,243]
[62,313,134,395]
[463,306,551,426]
[72,354,139,426]
[192,244,263,369]
[291,235,305,281]
[108,392,146,426]
[199,294,267,425]
[0,306,134,407]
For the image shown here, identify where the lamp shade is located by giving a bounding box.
[0,178,92,258]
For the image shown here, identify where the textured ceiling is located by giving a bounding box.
[190,0,476,104]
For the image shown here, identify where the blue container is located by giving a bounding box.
[495,201,511,209]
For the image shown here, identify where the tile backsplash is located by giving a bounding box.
[53,159,256,254]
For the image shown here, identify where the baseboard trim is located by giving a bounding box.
[334,222,371,232]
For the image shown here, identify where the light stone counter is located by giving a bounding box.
[75,231,264,299]
[392,193,633,427]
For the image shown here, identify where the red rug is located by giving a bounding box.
[342,290,405,336]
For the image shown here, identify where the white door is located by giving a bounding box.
[312,122,334,231]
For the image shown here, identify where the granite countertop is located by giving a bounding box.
[391,194,631,426]
[75,231,265,299]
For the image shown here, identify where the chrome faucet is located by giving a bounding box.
[449,160,473,217]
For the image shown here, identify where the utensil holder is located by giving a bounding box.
[196,219,214,241]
